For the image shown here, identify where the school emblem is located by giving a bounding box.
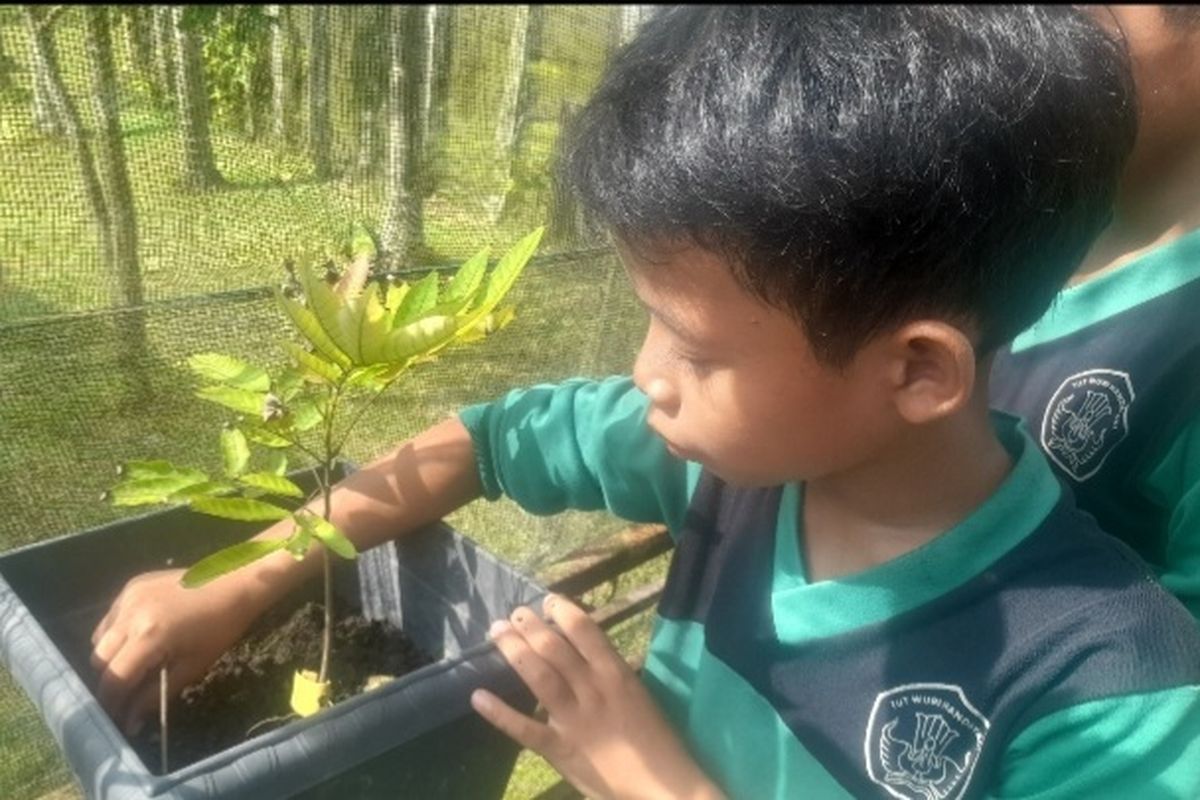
[1041,369,1135,481]
[865,683,989,800]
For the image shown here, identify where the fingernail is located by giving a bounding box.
[489,620,510,637]
[543,594,558,612]
[470,689,492,713]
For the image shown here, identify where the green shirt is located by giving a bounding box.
[462,377,1200,798]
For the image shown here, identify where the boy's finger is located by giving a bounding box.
[490,620,577,712]
[543,594,623,668]
[91,604,118,647]
[90,626,127,675]
[471,688,558,755]
[509,606,591,683]
[95,643,155,724]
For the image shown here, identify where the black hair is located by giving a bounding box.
[562,6,1136,364]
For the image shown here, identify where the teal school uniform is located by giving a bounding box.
[462,377,1200,799]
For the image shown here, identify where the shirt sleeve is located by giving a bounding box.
[1142,415,1200,622]
[457,376,695,534]
[991,686,1200,799]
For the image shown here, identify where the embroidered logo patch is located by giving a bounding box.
[1041,369,1135,481]
[865,683,990,800]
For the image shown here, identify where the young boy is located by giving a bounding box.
[92,7,1200,798]
[990,4,1200,622]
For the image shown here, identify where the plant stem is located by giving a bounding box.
[316,383,341,686]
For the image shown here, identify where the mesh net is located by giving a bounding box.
[0,5,656,797]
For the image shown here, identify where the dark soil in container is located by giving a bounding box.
[132,600,433,773]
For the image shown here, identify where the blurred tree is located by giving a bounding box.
[123,5,165,107]
[380,5,430,264]
[308,4,332,179]
[153,5,177,106]
[23,5,65,136]
[350,4,388,176]
[266,4,287,141]
[83,6,149,384]
[174,5,224,189]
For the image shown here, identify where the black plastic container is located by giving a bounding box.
[0,470,544,799]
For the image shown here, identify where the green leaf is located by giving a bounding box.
[263,451,288,476]
[443,247,489,307]
[243,425,293,448]
[283,341,343,384]
[276,289,352,368]
[189,496,292,521]
[188,353,270,392]
[238,472,304,498]
[298,513,356,560]
[298,262,362,361]
[457,306,516,344]
[345,364,391,391]
[221,428,250,477]
[355,288,391,365]
[118,460,205,482]
[287,398,323,432]
[478,227,543,312]
[109,475,209,506]
[382,315,459,363]
[393,271,439,325]
[168,481,237,500]
[274,367,305,401]
[196,385,267,416]
[182,539,288,588]
[284,526,312,560]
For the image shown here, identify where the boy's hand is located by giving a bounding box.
[89,567,258,736]
[472,594,726,800]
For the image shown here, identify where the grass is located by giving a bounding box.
[0,10,663,799]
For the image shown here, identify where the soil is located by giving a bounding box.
[132,600,432,774]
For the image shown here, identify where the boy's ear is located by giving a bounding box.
[882,321,977,425]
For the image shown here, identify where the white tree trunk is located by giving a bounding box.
[267,5,286,140]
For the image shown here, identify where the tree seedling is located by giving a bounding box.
[106,225,544,727]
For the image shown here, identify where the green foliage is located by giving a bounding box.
[197,6,272,135]
[105,226,544,689]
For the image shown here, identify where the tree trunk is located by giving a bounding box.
[486,6,530,224]
[24,7,65,136]
[173,6,223,190]
[308,5,332,180]
[153,5,176,106]
[125,6,163,108]
[379,5,426,265]
[21,6,115,282]
[83,6,150,390]
[266,4,287,141]
[350,5,387,176]
[427,6,453,164]
[500,5,546,222]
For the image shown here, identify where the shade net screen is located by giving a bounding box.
[0,6,658,797]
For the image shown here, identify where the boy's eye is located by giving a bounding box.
[670,345,713,375]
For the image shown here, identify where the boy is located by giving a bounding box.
[92,7,1200,798]
[990,5,1200,622]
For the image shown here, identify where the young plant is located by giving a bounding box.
[107,226,544,716]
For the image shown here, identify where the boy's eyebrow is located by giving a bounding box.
[636,296,704,346]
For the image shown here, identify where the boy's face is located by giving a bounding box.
[621,241,899,487]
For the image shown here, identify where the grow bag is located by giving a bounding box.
[0,474,545,799]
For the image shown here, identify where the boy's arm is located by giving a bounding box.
[90,415,485,734]
[992,686,1200,799]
